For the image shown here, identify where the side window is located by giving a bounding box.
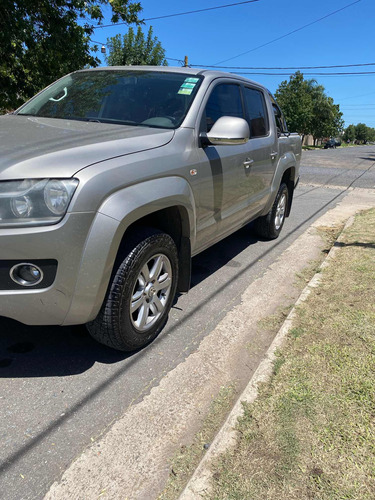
[243,87,269,138]
[203,83,243,132]
[272,104,288,134]
[269,94,288,134]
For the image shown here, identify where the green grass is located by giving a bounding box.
[159,384,238,500]
[209,209,375,500]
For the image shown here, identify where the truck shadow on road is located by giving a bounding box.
[0,224,260,378]
[190,223,259,287]
[0,320,127,377]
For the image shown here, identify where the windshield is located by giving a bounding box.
[17,70,203,129]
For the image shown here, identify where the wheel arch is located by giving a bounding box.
[261,161,296,217]
[63,177,195,326]
[280,166,296,217]
[116,204,192,293]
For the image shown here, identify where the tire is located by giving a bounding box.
[87,230,178,351]
[254,183,289,240]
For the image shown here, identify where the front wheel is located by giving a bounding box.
[87,231,178,351]
[254,183,289,240]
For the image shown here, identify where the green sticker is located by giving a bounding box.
[181,82,195,89]
[177,77,199,95]
[178,88,193,95]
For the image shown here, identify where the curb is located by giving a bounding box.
[179,215,355,499]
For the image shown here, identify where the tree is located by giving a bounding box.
[367,127,375,142]
[275,71,343,144]
[106,26,167,66]
[310,97,344,145]
[0,0,142,113]
[274,72,314,141]
[343,124,356,142]
[355,123,369,143]
[343,123,375,144]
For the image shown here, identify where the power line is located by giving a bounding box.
[235,71,375,75]
[341,104,375,107]
[191,62,375,70]
[338,91,375,101]
[89,42,186,65]
[89,41,375,73]
[86,45,375,77]
[90,39,107,46]
[87,42,375,78]
[93,0,260,29]
[234,71,375,77]
[213,0,362,65]
[166,57,184,63]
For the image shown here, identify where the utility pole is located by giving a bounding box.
[184,55,189,67]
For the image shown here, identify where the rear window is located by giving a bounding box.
[269,93,288,134]
[17,70,203,129]
[243,87,269,138]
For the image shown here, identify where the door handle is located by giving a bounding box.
[270,151,278,160]
[243,158,254,169]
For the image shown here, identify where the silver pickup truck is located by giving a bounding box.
[0,67,301,351]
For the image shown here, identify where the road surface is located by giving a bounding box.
[0,145,374,499]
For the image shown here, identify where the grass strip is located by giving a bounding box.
[159,384,237,499]
[210,208,375,500]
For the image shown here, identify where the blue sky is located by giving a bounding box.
[90,0,375,128]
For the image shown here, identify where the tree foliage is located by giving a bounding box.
[354,123,368,143]
[343,123,375,143]
[0,0,142,113]
[106,26,168,66]
[366,126,375,142]
[343,124,356,142]
[274,72,314,139]
[275,71,344,143]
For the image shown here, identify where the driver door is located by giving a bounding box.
[194,82,251,250]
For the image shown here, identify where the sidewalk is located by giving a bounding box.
[181,207,375,499]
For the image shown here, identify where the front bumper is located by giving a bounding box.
[0,211,107,326]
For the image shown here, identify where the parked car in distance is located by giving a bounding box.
[324,138,341,149]
[0,67,301,351]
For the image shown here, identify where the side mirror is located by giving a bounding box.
[201,116,250,146]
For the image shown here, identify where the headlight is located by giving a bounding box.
[0,178,79,227]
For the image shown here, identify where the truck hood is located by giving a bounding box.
[0,115,174,180]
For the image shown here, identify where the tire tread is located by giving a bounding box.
[87,231,178,351]
[254,183,288,240]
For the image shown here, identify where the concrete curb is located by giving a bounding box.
[179,215,356,499]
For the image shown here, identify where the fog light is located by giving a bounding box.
[10,263,44,286]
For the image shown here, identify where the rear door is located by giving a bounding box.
[239,85,278,216]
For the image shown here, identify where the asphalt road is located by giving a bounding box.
[300,144,375,188]
[0,145,374,500]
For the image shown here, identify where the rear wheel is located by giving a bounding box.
[87,230,178,351]
[254,183,289,240]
